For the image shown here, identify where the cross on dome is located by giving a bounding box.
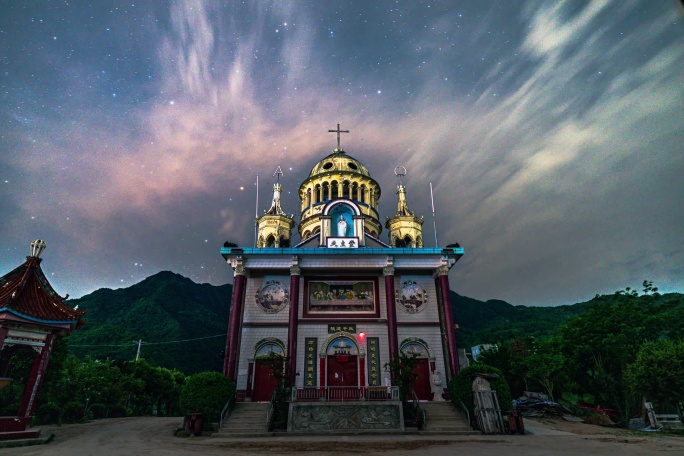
[328,122,349,150]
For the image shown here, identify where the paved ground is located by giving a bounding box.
[4,416,683,455]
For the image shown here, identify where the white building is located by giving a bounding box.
[221,127,463,402]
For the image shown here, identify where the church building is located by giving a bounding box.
[221,125,463,402]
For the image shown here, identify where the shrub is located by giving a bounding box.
[61,401,86,423]
[448,364,513,416]
[179,372,235,422]
[35,402,61,424]
[90,403,107,419]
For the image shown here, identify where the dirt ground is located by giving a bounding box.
[4,416,684,456]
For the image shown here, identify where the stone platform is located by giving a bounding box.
[288,400,404,433]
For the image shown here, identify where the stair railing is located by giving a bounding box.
[458,399,471,428]
[410,390,426,430]
[219,393,236,429]
[266,389,277,432]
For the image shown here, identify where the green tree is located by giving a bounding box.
[627,339,684,413]
[519,338,565,401]
[384,353,418,402]
[557,285,665,423]
[257,354,299,430]
[384,354,422,427]
[179,371,235,422]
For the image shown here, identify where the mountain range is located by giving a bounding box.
[64,271,612,374]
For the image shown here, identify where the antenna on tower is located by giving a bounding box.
[254,175,259,247]
[430,183,438,247]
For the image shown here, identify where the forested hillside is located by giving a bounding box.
[452,292,589,349]
[66,271,231,374]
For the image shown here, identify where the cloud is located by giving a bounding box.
[1,1,682,303]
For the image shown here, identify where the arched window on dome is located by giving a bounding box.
[360,185,367,204]
[303,230,311,239]
[395,235,413,248]
[322,182,330,201]
[351,182,358,201]
[342,180,350,199]
[331,181,339,199]
[306,188,312,207]
[279,236,290,248]
[314,184,321,203]
[266,235,276,247]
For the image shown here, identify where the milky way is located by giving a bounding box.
[1,1,683,306]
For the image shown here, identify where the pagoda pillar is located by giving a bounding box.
[18,333,54,418]
[224,265,247,381]
[383,266,399,361]
[435,267,458,378]
[0,325,7,351]
[287,265,301,381]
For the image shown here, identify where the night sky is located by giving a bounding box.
[1,1,683,306]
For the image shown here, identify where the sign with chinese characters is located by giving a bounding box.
[304,338,317,388]
[367,337,380,386]
[327,324,357,334]
[326,237,360,248]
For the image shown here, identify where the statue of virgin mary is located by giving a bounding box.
[337,215,348,237]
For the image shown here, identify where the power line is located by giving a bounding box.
[141,334,226,345]
[69,333,227,348]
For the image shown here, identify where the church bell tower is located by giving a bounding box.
[385,167,424,248]
[256,167,295,248]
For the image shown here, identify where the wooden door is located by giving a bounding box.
[412,358,433,401]
[253,361,279,402]
[327,355,359,400]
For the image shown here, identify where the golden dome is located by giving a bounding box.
[308,149,371,178]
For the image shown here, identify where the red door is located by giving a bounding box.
[412,359,433,401]
[327,355,359,400]
[253,362,279,402]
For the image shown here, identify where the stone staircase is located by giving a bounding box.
[214,402,272,438]
[420,402,479,435]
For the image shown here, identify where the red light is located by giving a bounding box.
[358,332,366,339]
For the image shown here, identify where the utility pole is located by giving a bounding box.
[135,339,142,360]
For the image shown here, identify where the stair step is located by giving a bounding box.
[419,430,479,436]
[212,432,274,438]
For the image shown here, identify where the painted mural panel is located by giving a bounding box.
[307,280,375,314]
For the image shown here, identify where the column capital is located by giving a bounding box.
[433,265,449,277]
[233,264,246,277]
[290,265,301,276]
[383,266,395,276]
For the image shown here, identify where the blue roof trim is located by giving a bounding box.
[0,307,80,325]
[221,247,464,256]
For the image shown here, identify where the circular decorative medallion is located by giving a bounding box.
[255,280,289,313]
[396,280,428,313]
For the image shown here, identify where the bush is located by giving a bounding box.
[61,401,86,423]
[448,364,513,416]
[179,372,235,422]
[90,403,107,419]
[35,402,61,424]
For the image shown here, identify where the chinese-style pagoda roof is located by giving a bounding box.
[0,255,86,327]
